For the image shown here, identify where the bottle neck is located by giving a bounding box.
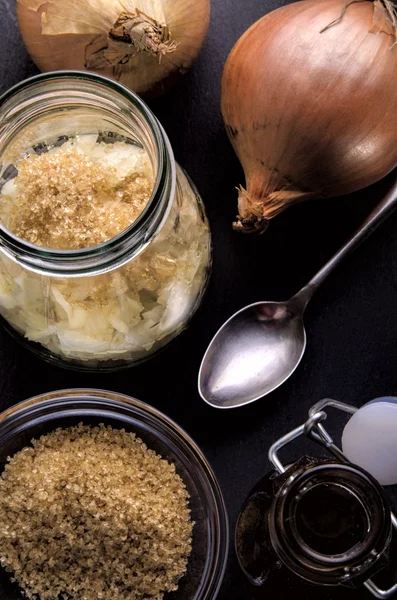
[269,458,392,586]
[0,72,175,278]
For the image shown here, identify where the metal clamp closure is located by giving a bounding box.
[268,398,397,599]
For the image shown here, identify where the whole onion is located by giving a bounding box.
[221,0,397,232]
[17,0,210,96]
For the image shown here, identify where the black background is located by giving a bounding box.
[1,0,397,598]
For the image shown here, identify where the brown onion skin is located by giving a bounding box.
[16,0,210,98]
[221,0,397,232]
[17,5,100,75]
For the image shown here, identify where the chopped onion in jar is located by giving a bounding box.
[0,148,210,364]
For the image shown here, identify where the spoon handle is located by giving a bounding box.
[293,176,397,309]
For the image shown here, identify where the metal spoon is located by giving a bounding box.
[198,178,397,409]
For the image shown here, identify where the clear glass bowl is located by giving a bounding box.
[0,389,229,600]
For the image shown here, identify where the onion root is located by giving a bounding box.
[234,186,269,233]
[233,186,315,233]
[86,9,178,69]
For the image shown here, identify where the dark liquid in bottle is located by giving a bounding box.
[237,458,392,592]
[294,483,369,555]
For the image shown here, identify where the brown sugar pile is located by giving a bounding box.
[4,143,153,249]
[0,424,193,600]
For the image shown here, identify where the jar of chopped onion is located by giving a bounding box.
[0,72,211,370]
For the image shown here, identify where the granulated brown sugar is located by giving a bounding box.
[0,423,193,600]
[0,139,153,249]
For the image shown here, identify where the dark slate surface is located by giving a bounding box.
[1,0,397,598]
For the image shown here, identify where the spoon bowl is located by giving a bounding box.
[198,178,397,409]
[198,301,306,409]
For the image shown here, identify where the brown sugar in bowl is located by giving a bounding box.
[0,389,229,600]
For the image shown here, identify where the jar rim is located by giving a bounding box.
[0,71,176,277]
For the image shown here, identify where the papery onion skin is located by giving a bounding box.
[16,0,210,96]
[221,0,397,233]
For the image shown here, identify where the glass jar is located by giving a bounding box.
[236,457,393,592]
[0,72,211,370]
